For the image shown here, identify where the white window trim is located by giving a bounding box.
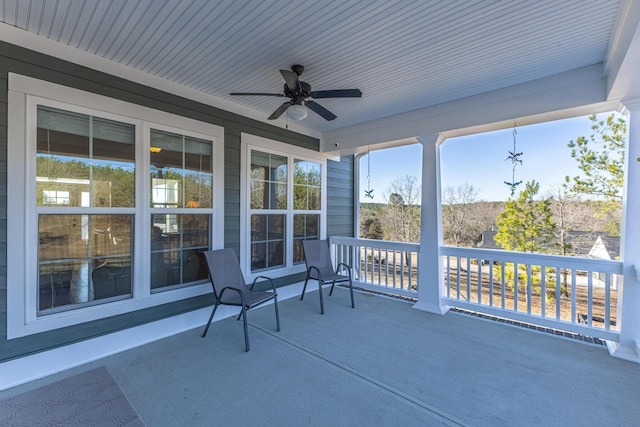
[7,74,224,338]
[240,133,329,281]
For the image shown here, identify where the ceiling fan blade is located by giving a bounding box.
[306,101,337,121]
[230,92,285,97]
[280,69,299,91]
[268,102,292,120]
[310,89,362,98]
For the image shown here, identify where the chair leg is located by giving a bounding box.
[274,297,281,332]
[201,301,220,337]
[329,280,336,296]
[318,280,325,315]
[349,278,355,308]
[241,305,250,352]
[300,275,310,300]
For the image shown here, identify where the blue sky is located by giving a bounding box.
[358,113,618,203]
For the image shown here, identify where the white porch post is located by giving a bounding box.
[608,99,640,363]
[413,134,449,314]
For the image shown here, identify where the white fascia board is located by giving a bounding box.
[605,0,640,101]
[0,23,321,140]
[321,64,614,153]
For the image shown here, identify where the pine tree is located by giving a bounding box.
[495,181,556,253]
[566,113,625,235]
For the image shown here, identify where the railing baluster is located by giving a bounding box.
[465,257,471,302]
[488,260,494,307]
[501,261,506,309]
[407,251,413,291]
[477,258,482,304]
[370,247,374,283]
[445,255,451,298]
[364,247,369,283]
[587,270,593,327]
[392,250,397,288]
[384,248,389,287]
[514,262,519,313]
[555,268,561,321]
[571,269,577,324]
[541,265,546,318]
[605,273,611,330]
[456,257,462,299]
[355,245,361,281]
[526,264,532,315]
[400,250,405,287]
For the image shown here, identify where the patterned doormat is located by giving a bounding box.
[0,366,145,426]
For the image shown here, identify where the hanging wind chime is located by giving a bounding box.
[504,123,523,197]
[364,147,374,199]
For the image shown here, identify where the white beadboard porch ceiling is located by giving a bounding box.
[0,0,630,134]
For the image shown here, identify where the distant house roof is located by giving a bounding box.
[476,230,620,259]
[477,230,501,250]
[588,235,621,260]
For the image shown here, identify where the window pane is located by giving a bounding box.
[184,136,213,208]
[251,180,266,209]
[92,117,136,207]
[293,214,319,263]
[37,106,135,208]
[275,183,287,209]
[151,214,210,291]
[293,159,321,210]
[38,214,133,314]
[150,130,183,208]
[308,186,321,210]
[150,129,213,208]
[251,150,287,210]
[251,214,285,271]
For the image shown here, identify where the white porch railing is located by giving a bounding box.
[329,236,419,298]
[440,246,622,341]
[328,238,622,341]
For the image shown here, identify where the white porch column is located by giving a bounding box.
[413,134,449,314]
[608,99,640,363]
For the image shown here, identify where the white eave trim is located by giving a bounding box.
[0,23,321,140]
[321,64,614,153]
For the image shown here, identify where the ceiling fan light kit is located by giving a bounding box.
[230,64,361,121]
[287,104,308,121]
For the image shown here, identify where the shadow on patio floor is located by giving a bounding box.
[2,286,638,426]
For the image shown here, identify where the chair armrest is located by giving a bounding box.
[251,275,277,293]
[219,286,246,307]
[308,265,322,281]
[336,263,352,278]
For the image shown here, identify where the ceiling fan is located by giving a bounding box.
[230,64,362,121]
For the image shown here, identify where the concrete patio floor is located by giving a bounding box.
[1,284,638,426]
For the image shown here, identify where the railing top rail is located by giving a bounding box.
[440,245,623,273]
[330,236,420,252]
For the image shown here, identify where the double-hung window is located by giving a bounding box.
[242,134,326,277]
[7,74,223,338]
[36,106,136,313]
[149,129,213,291]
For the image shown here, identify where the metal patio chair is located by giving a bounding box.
[201,248,280,351]
[301,239,355,314]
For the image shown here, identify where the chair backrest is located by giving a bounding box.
[203,248,248,298]
[301,240,335,277]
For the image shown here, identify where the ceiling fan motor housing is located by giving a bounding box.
[284,81,311,104]
[291,64,305,75]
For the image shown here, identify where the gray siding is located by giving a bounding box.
[0,68,6,343]
[327,155,355,237]
[0,41,332,361]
